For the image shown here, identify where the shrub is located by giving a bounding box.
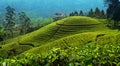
[0,43,120,66]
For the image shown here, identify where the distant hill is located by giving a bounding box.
[0,0,106,17]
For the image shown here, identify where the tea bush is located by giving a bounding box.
[0,43,120,66]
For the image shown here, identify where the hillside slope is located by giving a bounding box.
[0,16,108,57]
[23,30,120,55]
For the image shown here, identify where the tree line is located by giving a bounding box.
[69,0,120,29]
[69,7,106,19]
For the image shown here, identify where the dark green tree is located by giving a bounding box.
[79,10,84,16]
[18,12,31,34]
[69,12,74,16]
[74,11,79,16]
[88,8,94,17]
[94,7,101,18]
[69,11,79,16]
[100,10,106,19]
[5,6,15,38]
[112,5,120,26]
[104,0,120,27]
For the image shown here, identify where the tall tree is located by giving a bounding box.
[104,0,120,27]
[112,5,120,23]
[79,10,84,16]
[69,12,74,16]
[100,10,106,18]
[5,6,15,38]
[18,12,31,34]
[88,8,94,17]
[105,0,119,18]
[69,11,79,16]
[95,7,101,18]
[74,11,79,16]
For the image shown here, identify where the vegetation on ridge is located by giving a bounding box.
[0,16,107,58]
[1,0,120,65]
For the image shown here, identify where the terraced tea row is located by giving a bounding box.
[0,16,108,57]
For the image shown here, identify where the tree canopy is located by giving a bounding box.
[104,0,120,27]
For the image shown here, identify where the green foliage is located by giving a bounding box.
[100,10,106,19]
[79,10,84,16]
[69,11,79,16]
[105,0,120,28]
[38,18,53,27]
[32,17,53,30]
[4,6,16,38]
[0,43,120,66]
[88,8,106,19]
[69,8,106,19]
[0,29,12,41]
[24,30,119,55]
[94,7,101,18]
[18,12,31,34]
[105,19,120,28]
[88,8,94,17]
[0,16,110,58]
[0,16,119,66]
